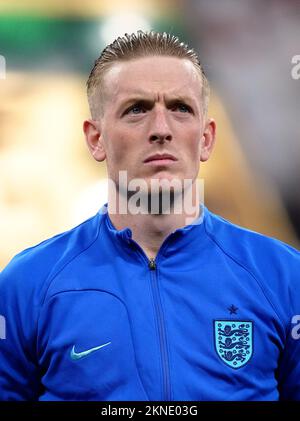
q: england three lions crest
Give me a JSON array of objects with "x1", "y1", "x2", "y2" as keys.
[{"x1": 214, "y1": 320, "x2": 253, "y2": 369}]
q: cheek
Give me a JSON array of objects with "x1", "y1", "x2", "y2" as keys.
[
  {"x1": 183, "y1": 130, "x2": 202, "y2": 160},
  {"x1": 108, "y1": 134, "x2": 145, "y2": 179},
  {"x1": 104, "y1": 129, "x2": 132, "y2": 164}
]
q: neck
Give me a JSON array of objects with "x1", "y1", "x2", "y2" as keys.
[{"x1": 107, "y1": 181, "x2": 201, "y2": 259}]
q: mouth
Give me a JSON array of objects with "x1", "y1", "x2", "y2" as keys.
[{"x1": 143, "y1": 153, "x2": 178, "y2": 166}]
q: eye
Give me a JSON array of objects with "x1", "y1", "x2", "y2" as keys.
[
  {"x1": 126, "y1": 103, "x2": 146, "y2": 115},
  {"x1": 171, "y1": 103, "x2": 192, "y2": 113}
]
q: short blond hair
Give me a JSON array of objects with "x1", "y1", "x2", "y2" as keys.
[{"x1": 87, "y1": 30, "x2": 210, "y2": 119}]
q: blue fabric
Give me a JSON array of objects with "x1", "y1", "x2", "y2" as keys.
[{"x1": 0, "y1": 204, "x2": 299, "y2": 401}]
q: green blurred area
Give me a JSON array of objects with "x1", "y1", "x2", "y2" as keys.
[
  {"x1": 0, "y1": 14, "x2": 106, "y2": 73},
  {"x1": 0, "y1": 13, "x2": 186, "y2": 74}
]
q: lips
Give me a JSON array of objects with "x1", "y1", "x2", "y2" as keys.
[{"x1": 143, "y1": 153, "x2": 177, "y2": 163}]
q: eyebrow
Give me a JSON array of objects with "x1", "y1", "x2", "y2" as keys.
[
  {"x1": 118, "y1": 94, "x2": 196, "y2": 113},
  {"x1": 120, "y1": 97, "x2": 153, "y2": 110}
]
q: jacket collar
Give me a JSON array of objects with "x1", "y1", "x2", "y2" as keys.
[{"x1": 99, "y1": 202, "x2": 207, "y2": 258}]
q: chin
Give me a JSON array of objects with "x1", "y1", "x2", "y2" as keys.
[{"x1": 146, "y1": 176, "x2": 186, "y2": 197}]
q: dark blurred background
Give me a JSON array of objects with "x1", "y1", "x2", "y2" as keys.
[{"x1": 0, "y1": 0, "x2": 299, "y2": 267}]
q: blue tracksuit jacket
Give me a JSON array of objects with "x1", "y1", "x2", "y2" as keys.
[{"x1": 0, "y1": 204, "x2": 300, "y2": 401}]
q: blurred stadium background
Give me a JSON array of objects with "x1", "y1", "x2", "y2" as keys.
[{"x1": 0, "y1": 0, "x2": 299, "y2": 268}]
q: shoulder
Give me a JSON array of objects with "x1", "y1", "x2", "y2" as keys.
[
  {"x1": 203, "y1": 207, "x2": 300, "y2": 267},
  {"x1": 0, "y1": 210, "x2": 104, "y2": 302},
  {"x1": 203, "y1": 207, "x2": 300, "y2": 321}
]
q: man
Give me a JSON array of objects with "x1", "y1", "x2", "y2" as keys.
[{"x1": 0, "y1": 31, "x2": 299, "y2": 401}]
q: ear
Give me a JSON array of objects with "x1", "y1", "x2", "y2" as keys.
[
  {"x1": 83, "y1": 119, "x2": 106, "y2": 162},
  {"x1": 200, "y1": 118, "x2": 216, "y2": 162}
]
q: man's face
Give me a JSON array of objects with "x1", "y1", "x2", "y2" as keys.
[{"x1": 85, "y1": 55, "x2": 215, "y2": 195}]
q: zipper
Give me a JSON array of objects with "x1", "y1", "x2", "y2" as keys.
[
  {"x1": 148, "y1": 257, "x2": 171, "y2": 401},
  {"x1": 148, "y1": 257, "x2": 156, "y2": 270},
  {"x1": 127, "y1": 238, "x2": 171, "y2": 401}
]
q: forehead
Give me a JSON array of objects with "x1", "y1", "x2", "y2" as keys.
[{"x1": 103, "y1": 56, "x2": 202, "y2": 103}]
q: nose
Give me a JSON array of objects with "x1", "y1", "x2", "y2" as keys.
[{"x1": 149, "y1": 107, "x2": 172, "y2": 143}]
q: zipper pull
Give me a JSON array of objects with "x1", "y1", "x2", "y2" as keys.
[{"x1": 148, "y1": 257, "x2": 156, "y2": 270}]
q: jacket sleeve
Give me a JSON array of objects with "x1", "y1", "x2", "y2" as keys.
[
  {"x1": 0, "y1": 257, "x2": 41, "y2": 400},
  {"x1": 277, "y1": 251, "x2": 300, "y2": 400}
]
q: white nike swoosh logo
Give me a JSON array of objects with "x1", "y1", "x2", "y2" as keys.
[{"x1": 70, "y1": 341, "x2": 111, "y2": 360}]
